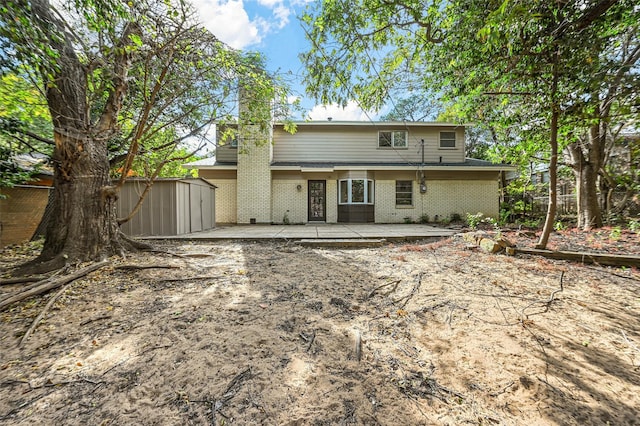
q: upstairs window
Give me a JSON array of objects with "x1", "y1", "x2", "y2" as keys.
[
  {"x1": 379, "y1": 131, "x2": 408, "y2": 148},
  {"x1": 217, "y1": 128, "x2": 238, "y2": 147},
  {"x1": 439, "y1": 131, "x2": 456, "y2": 148},
  {"x1": 339, "y1": 179, "x2": 374, "y2": 204},
  {"x1": 395, "y1": 181, "x2": 413, "y2": 206}
]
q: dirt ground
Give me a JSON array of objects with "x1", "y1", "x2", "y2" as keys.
[{"x1": 1, "y1": 231, "x2": 639, "y2": 425}]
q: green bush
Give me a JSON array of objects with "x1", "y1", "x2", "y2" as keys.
[{"x1": 466, "y1": 212, "x2": 484, "y2": 230}]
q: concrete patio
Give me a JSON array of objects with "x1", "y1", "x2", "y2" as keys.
[{"x1": 155, "y1": 223, "x2": 460, "y2": 241}]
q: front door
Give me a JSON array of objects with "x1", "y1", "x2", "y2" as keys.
[{"x1": 308, "y1": 180, "x2": 326, "y2": 221}]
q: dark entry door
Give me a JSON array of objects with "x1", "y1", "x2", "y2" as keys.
[{"x1": 308, "y1": 180, "x2": 326, "y2": 221}]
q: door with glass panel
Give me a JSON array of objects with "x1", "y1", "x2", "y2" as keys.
[{"x1": 308, "y1": 180, "x2": 326, "y2": 221}]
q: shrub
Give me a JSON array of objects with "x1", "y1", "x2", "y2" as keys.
[{"x1": 466, "y1": 212, "x2": 484, "y2": 230}]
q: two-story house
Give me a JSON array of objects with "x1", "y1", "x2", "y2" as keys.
[{"x1": 185, "y1": 121, "x2": 515, "y2": 224}]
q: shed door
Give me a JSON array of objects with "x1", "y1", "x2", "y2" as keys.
[{"x1": 308, "y1": 180, "x2": 326, "y2": 222}]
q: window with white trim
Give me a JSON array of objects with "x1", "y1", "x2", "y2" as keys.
[
  {"x1": 378, "y1": 130, "x2": 408, "y2": 148},
  {"x1": 439, "y1": 131, "x2": 456, "y2": 148},
  {"x1": 395, "y1": 180, "x2": 413, "y2": 206},
  {"x1": 339, "y1": 179, "x2": 374, "y2": 204}
]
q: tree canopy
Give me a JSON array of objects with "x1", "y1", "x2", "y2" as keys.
[
  {"x1": 301, "y1": 0, "x2": 640, "y2": 244},
  {"x1": 1, "y1": 0, "x2": 291, "y2": 273}
]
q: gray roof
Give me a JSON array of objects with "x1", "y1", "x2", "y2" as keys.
[
  {"x1": 183, "y1": 157, "x2": 217, "y2": 167},
  {"x1": 185, "y1": 157, "x2": 515, "y2": 170},
  {"x1": 271, "y1": 158, "x2": 513, "y2": 169},
  {"x1": 274, "y1": 120, "x2": 469, "y2": 128}
]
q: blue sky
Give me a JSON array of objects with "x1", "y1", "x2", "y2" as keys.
[{"x1": 192, "y1": 0, "x2": 375, "y2": 121}]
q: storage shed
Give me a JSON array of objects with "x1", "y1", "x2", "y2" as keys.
[{"x1": 117, "y1": 178, "x2": 216, "y2": 236}]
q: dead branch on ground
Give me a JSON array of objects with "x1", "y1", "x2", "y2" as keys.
[
  {"x1": 620, "y1": 329, "x2": 640, "y2": 357},
  {"x1": 115, "y1": 264, "x2": 180, "y2": 270},
  {"x1": 20, "y1": 281, "x2": 72, "y2": 346},
  {"x1": 367, "y1": 279, "x2": 401, "y2": 299},
  {"x1": 299, "y1": 330, "x2": 316, "y2": 352},
  {"x1": 190, "y1": 367, "x2": 252, "y2": 426},
  {"x1": 179, "y1": 253, "x2": 216, "y2": 258},
  {"x1": 392, "y1": 273, "x2": 424, "y2": 309},
  {"x1": 0, "y1": 276, "x2": 47, "y2": 286},
  {"x1": 156, "y1": 275, "x2": 223, "y2": 283},
  {"x1": 0, "y1": 260, "x2": 111, "y2": 312},
  {"x1": 79, "y1": 314, "x2": 113, "y2": 326},
  {"x1": 520, "y1": 271, "x2": 564, "y2": 320}
]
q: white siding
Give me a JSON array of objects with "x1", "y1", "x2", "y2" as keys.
[{"x1": 273, "y1": 125, "x2": 465, "y2": 164}]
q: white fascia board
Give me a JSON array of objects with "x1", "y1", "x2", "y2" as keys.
[
  {"x1": 184, "y1": 165, "x2": 238, "y2": 170},
  {"x1": 270, "y1": 164, "x2": 516, "y2": 172}
]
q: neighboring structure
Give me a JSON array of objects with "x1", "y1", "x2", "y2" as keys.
[
  {"x1": 117, "y1": 178, "x2": 216, "y2": 236},
  {"x1": 0, "y1": 154, "x2": 53, "y2": 247},
  {"x1": 185, "y1": 121, "x2": 515, "y2": 224}
]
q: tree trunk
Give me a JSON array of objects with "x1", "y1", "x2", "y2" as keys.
[
  {"x1": 575, "y1": 160, "x2": 602, "y2": 229},
  {"x1": 38, "y1": 134, "x2": 122, "y2": 265},
  {"x1": 16, "y1": 0, "x2": 139, "y2": 275},
  {"x1": 536, "y1": 51, "x2": 560, "y2": 250},
  {"x1": 565, "y1": 123, "x2": 605, "y2": 230}
]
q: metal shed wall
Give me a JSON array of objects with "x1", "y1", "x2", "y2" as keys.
[{"x1": 117, "y1": 179, "x2": 215, "y2": 236}]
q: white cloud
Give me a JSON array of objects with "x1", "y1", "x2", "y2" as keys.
[
  {"x1": 192, "y1": 0, "x2": 262, "y2": 49},
  {"x1": 257, "y1": 0, "x2": 280, "y2": 6},
  {"x1": 307, "y1": 101, "x2": 375, "y2": 121},
  {"x1": 272, "y1": 4, "x2": 291, "y2": 28},
  {"x1": 192, "y1": 0, "x2": 292, "y2": 49}
]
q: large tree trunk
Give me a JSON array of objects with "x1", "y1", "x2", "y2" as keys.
[
  {"x1": 37, "y1": 133, "x2": 123, "y2": 267},
  {"x1": 565, "y1": 123, "x2": 605, "y2": 230},
  {"x1": 17, "y1": 0, "x2": 140, "y2": 275}
]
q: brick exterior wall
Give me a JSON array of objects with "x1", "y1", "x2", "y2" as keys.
[
  {"x1": 0, "y1": 186, "x2": 51, "y2": 246},
  {"x1": 271, "y1": 180, "x2": 307, "y2": 224},
  {"x1": 236, "y1": 126, "x2": 272, "y2": 224},
  {"x1": 375, "y1": 179, "x2": 499, "y2": 223},
  {"x1": 204, "y1": 178, "x2": 236, "y2": 224}
]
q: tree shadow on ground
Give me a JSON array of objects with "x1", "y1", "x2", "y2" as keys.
[{"x1": 526, "y1": 296, "x2": 640, "y2": 425}]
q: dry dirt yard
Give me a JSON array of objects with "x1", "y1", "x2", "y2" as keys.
[{"x1": 1, "y1": 234, "x2": 639, "y2": 425}]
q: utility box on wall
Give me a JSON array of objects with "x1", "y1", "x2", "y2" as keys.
[{"x1": 117, "y1": 178, "x2": 216, "y2": 236}]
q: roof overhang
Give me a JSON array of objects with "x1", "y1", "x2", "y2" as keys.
[
  {"x1": 183, "y1": 164, "x2": 237, "y2": 170},
  {"x1": 271, "y1": 164, "x2": 517, "y2": 172},
  {"x1": 273, "y1": 120, "x2": 472, "y2": 128}
]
